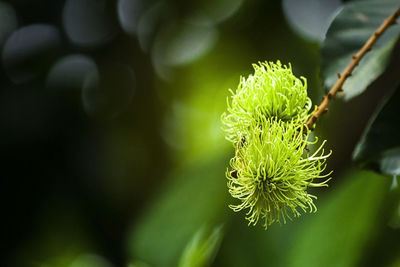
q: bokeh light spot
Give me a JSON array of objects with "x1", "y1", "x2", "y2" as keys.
[
  {"x1": 63, "y1": 0, "x2": 118, "y2": 47},
  {"x1": 46, "y1": 54, "x2": 97, "y2": 91},
  {"x1": 0, "y1": 1, "x2": 18, "y2": 47},
  {"x1": 2, "y1": 24, "x2": 61, "y2": 84}
]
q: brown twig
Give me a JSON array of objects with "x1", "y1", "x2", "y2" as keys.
[{"x1": 304, "y1": 7, "x2": 400, "y2": 131}]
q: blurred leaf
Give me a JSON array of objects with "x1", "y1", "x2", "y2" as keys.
[
  {"x1": 282, "y1": 0, "x2": 341, "y2": 42},
  {"x1": 353, "y1": 85, "x2": 400, "y2": 176},
  {"x1": 321, "y1": 0, "x2": 400, "y2": 100},
  {"x1": 214, "y1": 212, "x2": 297, "y2": 267},
  {"x1": 152, "y1": 18, "x2": 218, "y2": 80},
  {"x1": 215, "y1": 170, "x2": 390, "y2": 267},
  {"x1": 288, "y1": 170, "x2": 390, "y2": 267},
  {"x1": 178, "y1": 225, "x2": 224, "y2": 267},
  {"x1": 161, "y1": 49, "x2": 239, "y2": 163},
  {"x1": 14, "y1": 201, "x2": 96, "y2": 267},
  {"x1": 196, "y1": 0, "x2": 243, "y2": 24},
  {"x1": 388, "y1": 176, "x2": 400, "y2": 229},
  {"x1": 389, "y1": 204, "x2": 400, "y2": 228},
  {"x1": 117, "y1": 0, "x2": 154, "y2": 36},
  {"x1": 126, "y1": 155, "x2": 229, "y2": 267},
  {"x1": 128, "y1": 261, "x2": 151, "y2": 267},
  {"x1": 69, "y1": 254, "x2": 113, "y2": 267},
  {"x1": 389, "y1": 257, "x2": 400, "y2": 267}
]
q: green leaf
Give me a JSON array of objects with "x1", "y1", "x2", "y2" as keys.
[
  {"x1": 178, "y1": 225, "x2": 224, "y2": 267},
  {"x1": 215, "y1": 169, "x2": 391, "y2": 267},
  {"x1": 353, "y1": 85, "x2": 400, "y2": 176},
  {"x1": 288, "y1": 170, "x2": 391, "y2": 267},
  {"x1": 388, "y1": 177, "x2": 400, "y2": 229},
  {"x1": 321, "y1": 0, "x2": 400, "y2": 100},
  {"x1": 126, "y1": 155, "x2": 229, "y2": 267}
]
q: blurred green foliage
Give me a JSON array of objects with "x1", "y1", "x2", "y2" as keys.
[
  {"x1": 1, "y1": 0, "x2": 400, "y2": 266},
  {"x1": 178, "y1": 225, "x2": 224, "y2": 267}
]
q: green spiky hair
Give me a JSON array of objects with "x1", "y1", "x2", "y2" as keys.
[
  {"x1": 222, "y1": 61, "x2": 331, "y2": 229},
  {"x1": 221, "y1": 61, "x2": 312, "y2": 143},
  {"x1": 227, "y1": 119, "x2": 331, "y2": 228}
]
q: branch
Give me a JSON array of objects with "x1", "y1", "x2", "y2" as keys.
[{"x1": 304, "y1": 7, "x2": 400, "y2": 131}]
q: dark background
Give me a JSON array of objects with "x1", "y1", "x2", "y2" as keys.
[{"x1": 1, "y1": 0, "x2": 399, "y2": 266}]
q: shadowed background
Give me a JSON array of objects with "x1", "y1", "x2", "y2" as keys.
[{"x1": 1, "y1": 0, "x2": 399, "y2": 266}]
